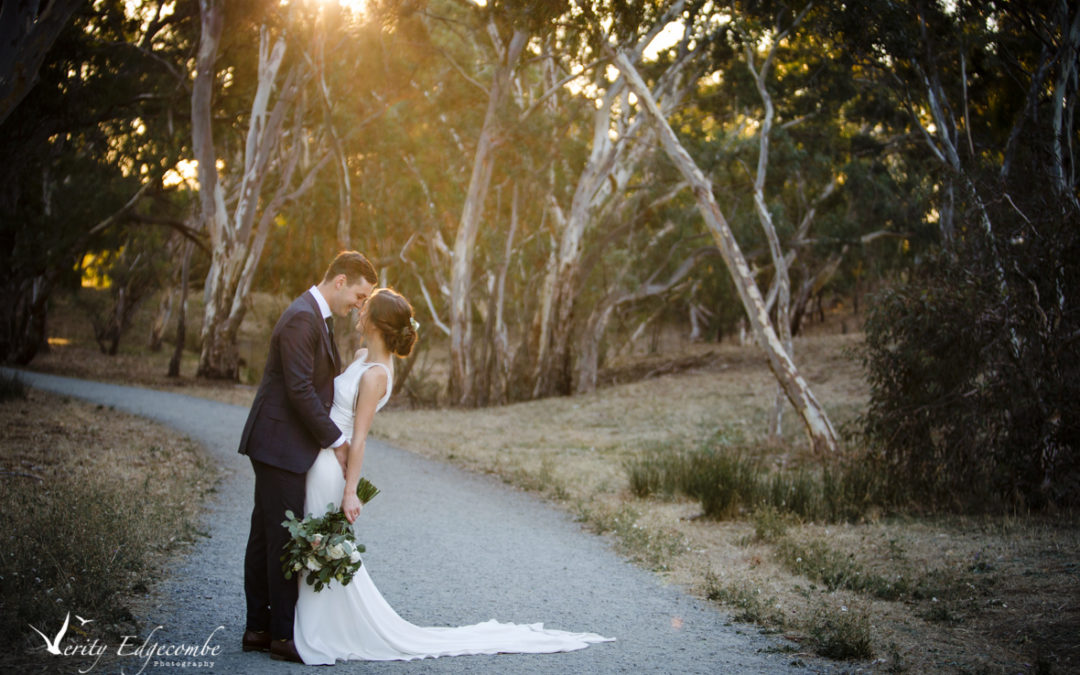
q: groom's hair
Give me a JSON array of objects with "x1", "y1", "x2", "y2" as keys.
[{"x1": 323, "y1": 251, "x2": 377, "y2": 286}]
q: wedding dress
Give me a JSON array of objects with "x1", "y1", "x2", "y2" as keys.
[{"x1": 293, "y1": 355, "x2": 614, "y2": 664}]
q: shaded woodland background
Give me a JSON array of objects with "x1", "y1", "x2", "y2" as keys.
[{"x1": 2, "y1": 0, "x2": 1078, "y2": 510}]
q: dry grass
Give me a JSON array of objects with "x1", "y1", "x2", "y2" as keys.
[
  {"x1": 0, "y1": 386, "x2": 219, "y2": 673},
  {"x1": 372, "y1": 333, "x2": 1080, "y2": 673},
  {"x1": 32, "y1": 289, "x2": 273, "y2": 406},
  {"x1": 32, "y1": 342, "x2": 257, "y2": 407},
  {"x1": 28, "y1": 289, "x2": 1080, "y2": 672}
]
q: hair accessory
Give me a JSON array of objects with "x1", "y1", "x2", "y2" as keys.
[{"x1": 410, "y1": 317, "x2": 420, "y2": 332}]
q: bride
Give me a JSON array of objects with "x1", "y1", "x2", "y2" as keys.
[{"x1": 293, "y1": 287, "x2": 614, "y2": 665}]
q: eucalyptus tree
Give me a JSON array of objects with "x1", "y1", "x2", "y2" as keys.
[
  {"x1": 526, "y1": 0, "x2": 706, "y2": 397},
  {"x1": 444, "y1": 1, "x2": 537, "y2": 405},
  {"x1": 0, "y1": 0, "x2": 195, "y2": 365},
  {"x1": 840, "y1": 0, "x2": 1080, "y2": 506},
  {"x1": 612, "y1": 21, "x2": 844, "y2": 452},
  {"x1": 191, "y1": 0, "x2": 349, "y2": 379},
  {"x1": 722, "y1": 2, "x2": 916, "y2": 437}
]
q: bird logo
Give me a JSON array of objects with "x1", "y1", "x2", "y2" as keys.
[
  {"x1": 75, "y1": 615, "x2": 94, "y2": 626},
  {"x1": 28, "y1": 612, "x2": 70, "y2": 655}
]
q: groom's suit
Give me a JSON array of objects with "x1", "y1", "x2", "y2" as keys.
[{"x1": 239, "y1": 289, "x2": 343, "y2": 641}]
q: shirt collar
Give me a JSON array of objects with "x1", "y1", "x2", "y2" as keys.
[{"x1": 308, "y1": 285, "x2": 332, "y2": 320}]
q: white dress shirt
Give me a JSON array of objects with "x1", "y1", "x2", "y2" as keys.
[{"x1": 308, "y1": 285, "x2": 346, "y2": 449}]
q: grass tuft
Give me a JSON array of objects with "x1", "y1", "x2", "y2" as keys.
[
  {"x1": 808, "y1": 602, "x2": 874, "y2": 660},
  {"x1": 702, "y1": 568, "x2": 785, "y2": 628},
  {"x1": 752, "y1": 504, "x2": 793, "y2": 543},
  {"x1": 576, "y1": 503, "x2": 685, "y2": 570},
  {"x1": 624, "y1": 431, "x2": 888, "y2": 523}
]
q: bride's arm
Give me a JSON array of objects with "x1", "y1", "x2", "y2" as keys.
[{"x1": 341, "y1": 368, "x2": 387, "y2": 523}]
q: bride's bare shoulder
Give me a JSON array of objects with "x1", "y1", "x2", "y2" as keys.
[{"x1": 353, "y1": 347, "x2": 368, "y2": 362}]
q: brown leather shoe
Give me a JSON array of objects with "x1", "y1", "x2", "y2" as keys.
[
  {"x1": 270, "y1": 638, "x2": 303, "y2": 663},
  {"x1": 242, "y1": 629, "x2": 271, "y2": 652}
]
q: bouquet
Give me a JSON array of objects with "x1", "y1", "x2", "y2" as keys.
[{"x1": 280, "y1": 477, "x2": 380, "y2": 591}]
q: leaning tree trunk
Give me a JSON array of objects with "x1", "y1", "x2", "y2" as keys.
[
  {"x1": 614, "y1": 50, "x2": 840, "y2": 453},
  {"x1": 192, "y1": 2, "x2": 326, "y2": 380},
  {"x1": 448, "y1": 25, "x2": 528, "y2": 405}
]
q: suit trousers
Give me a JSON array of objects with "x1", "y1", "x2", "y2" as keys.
[{"x1": 244, "y1": 457, "x2": 306, "y2": 640}]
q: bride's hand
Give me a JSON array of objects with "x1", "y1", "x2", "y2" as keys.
[
  {"x1": 334, "y1": 443, "x2": 348, "y2": 478},
  {"x1": 342, "y1": 493, "x2": 363, "y2": 524}
]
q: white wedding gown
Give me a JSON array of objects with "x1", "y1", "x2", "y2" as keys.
[{"x1": 294, "y1": 356, "x2": 614, "y2": 664}]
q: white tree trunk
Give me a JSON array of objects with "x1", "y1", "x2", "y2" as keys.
[
  {"x1": 192, "y1": 2, "x2": 327, "y2": 379},
  {"x1": 448, "y1": 24, "x2": 528, "y2": 405},
  {"x1": 745, "y1": 36, "x2": 792, "y2": 441},
  {"x1": 740, "y1": 8, "x2": 812, "y2": 440},
  {"x1": 614, "y1": 50, "x2": 840, "y2": 453},
  {"x1": 533, "y1": 45, "x2": 691, "y2": 397}
]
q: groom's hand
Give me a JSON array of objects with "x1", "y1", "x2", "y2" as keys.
[
  {"x1": 334, "y1": 443, "x2": 349, "y2": 477},
  {"x1": 342, "y1": 493, "x2": 363, "y2": 524}
]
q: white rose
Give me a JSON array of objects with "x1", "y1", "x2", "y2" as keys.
[
  {"x1": 327, "y1": 544, "x2": 346, "y2": 560},
  {"x1": 310, "y1": 534, "x2": 323, "y2": 548},
  {"x1": 306, "y1": 557, "x2": 322, "y2": 572},
  {"x1": 349, "y1": 550, "x2": 361, "y2": 564}
]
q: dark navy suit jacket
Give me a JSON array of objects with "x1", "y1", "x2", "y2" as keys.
[{"x1": 238, "y1": 291, "x2": 341, "y2": 473}]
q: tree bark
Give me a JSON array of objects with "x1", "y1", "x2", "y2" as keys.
[
  {"x1": 745, "y1": 36, "x2": 791, "y2": 441},
  {"x1": 531, "y1": 1, "x2": 694, "y2": 399},
  {"x1": 448, "y1": 24, "x2": 528, "y2": 405},
  {"x1": 488, "y1": 182, "x2": 519, "y2": 405},
  {"x1": 192, "y1": 3, "x2": 327, "y2": 380},
  {"x1": 614, "y1": 50, "x2": 840, "y2": 453},
  {"x1": 573, "y1": 244, "x2": 702, "y2": 394},
  {"x1": 168, "y1": 240, "x2": 193, "y2": 378},
  {"x1": 1050, "y1": 3, "x2": 1080, "y2": 207},
  {"x1": 534, "y1": 65, "x2": 689, "y2": 397}
]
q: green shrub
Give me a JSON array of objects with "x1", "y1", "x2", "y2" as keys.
[
  {"x1": 689, "y1": 448, "x2": 763, "y2": 519},
  {"x1": 860, "y1": 191, "x2": 1080, "y2": 510},
  {"x1": 625, "y1": 450, "x2": 680, "y2": 499}
]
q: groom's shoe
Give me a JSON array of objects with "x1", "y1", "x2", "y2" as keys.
[
  {"x1": 270, "y1": 639, "x2": 303, "y2": 663},
  {"x1": 241, "y1": 629, "x2": 271, "y2": 652}
]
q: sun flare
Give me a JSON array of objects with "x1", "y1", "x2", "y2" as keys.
[{"x1": 316, "y1": 0, "x2": 367, "y2": 15}]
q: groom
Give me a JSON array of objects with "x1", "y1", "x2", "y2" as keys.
[{"x1": 238, "y1": 251, "x2": 377, "y2": 662}]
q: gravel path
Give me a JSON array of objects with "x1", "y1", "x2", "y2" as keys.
[{"x1": 7, "y1": 369, "x2": 825, "y2": 674}]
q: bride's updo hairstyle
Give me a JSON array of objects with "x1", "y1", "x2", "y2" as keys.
[{"x1": 367, "y1": 288, "x2": 418, "y2": 357}]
